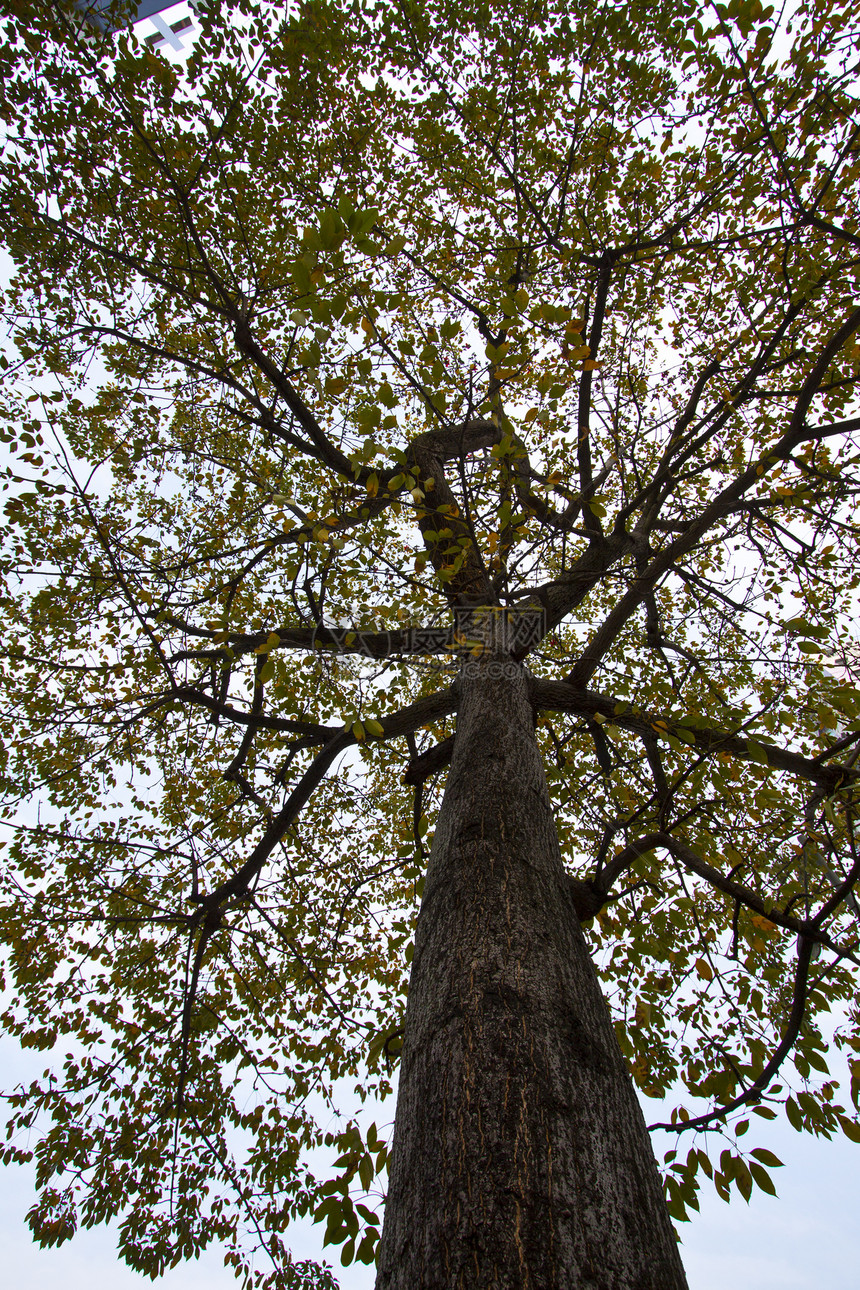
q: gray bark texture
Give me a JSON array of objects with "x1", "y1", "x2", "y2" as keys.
[{"x1": 375, "y1": 660, "x2": 688, "y2": 1289}]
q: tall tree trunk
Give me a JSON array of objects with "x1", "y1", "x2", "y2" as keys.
[{"x1": 376, "y1": 661, "x2": 688, "y2": 1289}]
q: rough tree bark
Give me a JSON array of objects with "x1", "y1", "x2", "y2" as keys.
[{"x1": 376, "y1": 659, "x2": 688, "y2": 1289}]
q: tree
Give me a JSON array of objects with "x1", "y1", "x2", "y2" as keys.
[{"x1": 1, "y1": 0, "x2": 859, "y2": 1284}]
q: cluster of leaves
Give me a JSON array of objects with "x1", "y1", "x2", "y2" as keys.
[{"x1": 0, "y1": 0, "x2": 859, "y2": 1282}]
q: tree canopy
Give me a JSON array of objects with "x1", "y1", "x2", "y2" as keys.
[{"x1": 1, "y1": 0, "x2": 860, "y2": 1284}]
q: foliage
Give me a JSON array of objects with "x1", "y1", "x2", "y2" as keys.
[{"x1": 1, "y1": 0, "x2": 860, "y2": 1282}]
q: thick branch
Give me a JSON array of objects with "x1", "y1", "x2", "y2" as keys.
[
  {"x1": 189, "y1": 685, "x2": 458, "y2": 915},
  {"x1": 406, "y1": 426, "x2": 496, "y2": 605},
  {"x1": 576, "y1": 250, "x2": 615, "y2": 531},
  {"x1": 530, "y1": 679, "x2": 857, "y2": 792},
  {"x1": 233, "y1": 318, "x2": 357, "y2": 478},
  {"x1": 166, "y1": 618, "x2": 469, "y2": 661},
  {"x1": 527, "y1": 531, "x2": 637, "y2": 634},
  {"x1": 648, "y1": 934, "x2": 816, "y2": 1134},
  {"x1": 172, "y1": 686, "x2": 334, "y2": 739},
  {"x1": 403, "y1": 735, "x2": 456, "y2": 785},
  {"x1": 568, "y1": 303, "x2": 860, "y2": 689},
  {"x1": 595, "y1": 832, "x2": 857, "y2": 962}
]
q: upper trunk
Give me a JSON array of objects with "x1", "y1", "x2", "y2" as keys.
[{"x1": 376, "y1": 660, "x2": 688, "y2": 1289}]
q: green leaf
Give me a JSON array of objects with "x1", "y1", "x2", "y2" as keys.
[
  {"x1": 839, "y1": 1116, "x2": 860, "y2": 1143},
  {"x1": 783, "y1": 618, "x2": 829, "y2": 639},
  {"x1": 319, "y1": 209, "x2": 346, "y2": 251},
  {"x1": 291, "y1": 259, "x2": 312, "y2": 294},
  {"x1": 750, "y1": 1148, "x2": 784, "y2": 1168},
  {"x1": 734, "y1": 1157, "x2": 752, "y2": 1201},
  {"x1": 358, "y1": 1152, "x2": 373, "y2": 1192},
  {"x1": 355, "y1": 1231, "x2": 379, "y2": 1263},
  {"x1": 805, "y1": 1048, "x2": 830, "y2": 1074},
  {"x1": 785, "y1": 1097, "x2": 803, "y2": 1131},
  {"x1": 749, "y1": 1162, "x2": 777, "y2": 1195}
]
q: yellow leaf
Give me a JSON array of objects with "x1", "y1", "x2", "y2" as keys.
[{"x1": 749, "y1": 914, "x2": 775, "y2": 934}]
